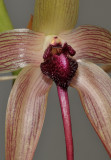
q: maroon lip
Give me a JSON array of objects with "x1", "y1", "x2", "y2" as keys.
[{"x1": 41, "y1": 42, "x2": 78, "y2": 89}]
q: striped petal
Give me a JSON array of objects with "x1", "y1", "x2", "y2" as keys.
[
  {"x1": 59, "y1": 25, "x2": 111, "y2": 63},
  {"x1": 71, "y1": 60, "x2": 111, "y2": 157},
  {"x1": 0, "y1": 0, "x2": 13, "y2": 32},
  {"x1": 0, "y1": 29, "x2": 45, "y2": 73},
  {"x1": 32, "y1": 0, "x2": 79, "y2": 35},
  {"x1": 5, "y1": 66, "x2": 52, "y2": 160}
]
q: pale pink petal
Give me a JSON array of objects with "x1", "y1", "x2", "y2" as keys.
[
  {"x1": 0, "y1": 29, "x2": 45, "y2": 73},
  {"x1": 59, "y1": 25, "x2": 111, "y2": 63},
  {"x1": 5, "y1": 66, "x2": 52, "y2": 160},
  {"x1": 70, "y1": 60, "x2": 111, "y2": 157}
]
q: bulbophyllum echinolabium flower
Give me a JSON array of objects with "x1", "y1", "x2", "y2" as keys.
[{"x1": 0, "y1": 0, "x2": 111, "y2": 159}]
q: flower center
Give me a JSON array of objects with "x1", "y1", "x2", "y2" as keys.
[{"x1": 40, "y1": 37, "x2": 78, "y2": 89}]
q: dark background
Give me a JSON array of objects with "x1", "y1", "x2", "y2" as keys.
[{"x1": 0, "y1": 0, "x2": 111, "y2": 159}]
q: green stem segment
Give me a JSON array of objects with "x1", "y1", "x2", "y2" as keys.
[{"x1": 57, "y1": 86, "x2": 74, "y2": 160}]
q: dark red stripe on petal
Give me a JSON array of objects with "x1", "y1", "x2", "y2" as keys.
[
  {"x1": 71, "y1": 60, "x2": 111, "y2": 157},
  {"x1": 6, "y1": 66, "x2": 52, "y2": 159},
  {"x1": 0, "y1": 29, "x2": 45, "y2": 73},
  {"x1": 59, "y1": 25, "x2": 111, "y2": 64}
]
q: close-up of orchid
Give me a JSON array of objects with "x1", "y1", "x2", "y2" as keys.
[{"x1": 0, "y1": 0, "x2": 111, "y2": 160}]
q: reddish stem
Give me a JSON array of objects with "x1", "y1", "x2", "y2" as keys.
[{"x1": 57, "y1": 86, "x2": 74, "y2": 160}]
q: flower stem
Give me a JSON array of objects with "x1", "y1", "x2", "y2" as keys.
[{"x1": 57, "y1": 86, "x2": 74, "y2": 160}]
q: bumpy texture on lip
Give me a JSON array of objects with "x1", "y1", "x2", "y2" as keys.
[{"x1": 41, "y1": 42, "x2": 78, "y2": 89}]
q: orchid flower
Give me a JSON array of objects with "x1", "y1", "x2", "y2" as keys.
[{"x1": 0, "y1": 0, "x2": 111, "y2": 160}]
